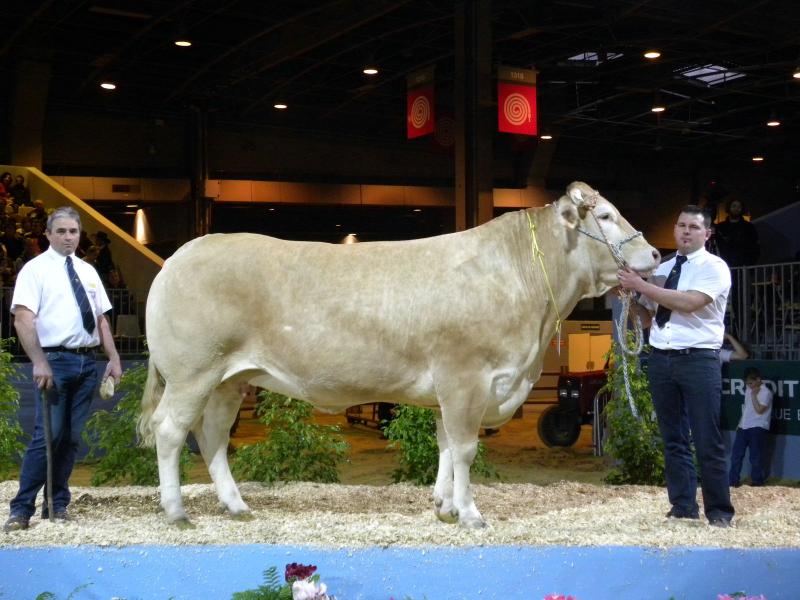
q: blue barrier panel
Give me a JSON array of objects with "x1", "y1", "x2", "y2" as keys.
[{"x1": 1, "y1": 544, "x2": 798, "y2": 600}]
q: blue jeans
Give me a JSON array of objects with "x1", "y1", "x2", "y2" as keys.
[
  {"x1": 9, "y1": 351, "x2": 97, "y2": 518},
  {"x1": 648, "y1": 349, "x2": 735, "y2": 521},
  {"x1": 729, "y1": 427, "x2": 768, "y2": 485}
]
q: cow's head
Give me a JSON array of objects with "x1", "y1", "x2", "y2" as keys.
[{"x1": 556, "y1": 181, "x2": 660, "y2": 290}]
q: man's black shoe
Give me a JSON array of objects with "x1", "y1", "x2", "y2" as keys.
[
  {"x1": 709, "y1": 517, "x2": 732, "y2": 528},
  {"x1": 42, "y1": 509, "x2": 70, "y2": 522},
  {"x1": 3, "y1": 514, "x2": 30, "y2": 533},
  {"x1": 665, "y1": 508, "x2": 699, "y2": 520}
]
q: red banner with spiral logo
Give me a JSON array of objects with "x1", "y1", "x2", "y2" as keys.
[
  {"x1": 407, "y1": 66, "x2": 435, "y2": 139},
  {"x1": 497, "y1": 66, "x2": 537, "y2": 136}
]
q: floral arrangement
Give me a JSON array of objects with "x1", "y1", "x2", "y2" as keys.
[
  {"x1": 231, "y1": 562, "x2": 334, "y2": 600},
  {"x1": 718, "y1": 594, "x2": 767, "y2": 600}
]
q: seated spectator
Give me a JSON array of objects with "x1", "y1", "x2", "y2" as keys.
[
  {"x1": 29, "y1": 199, "x2": 49, "y2": 227},
  {"x1": 14, "y1": 237, "x2": 40, "y2": 272},
  {"x1": 9, "y1": 175, "x2": 32, "y2": 206},
  {"x1": 27, "y1": 220, "x2": 49, "y2": 252},
  {"x1": 16, "y1": 216, "x2": 33, "y2": 238},
  {"x1": 0, "y1": 221, "x2": 24, "y2": 261},
  {"x1": 0, "y1": 172, "x2": 12, "y2": 198}
]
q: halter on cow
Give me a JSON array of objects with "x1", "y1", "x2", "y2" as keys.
[{"x1": 139, "y1": 181, "x2": 659, "y2": 528}]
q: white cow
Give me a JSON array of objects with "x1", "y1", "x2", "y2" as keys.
[{"x1": 139, "y1": 181, "x2": 659, "y2": 528}]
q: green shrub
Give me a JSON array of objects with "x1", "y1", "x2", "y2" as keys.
[
  {"x1": 231, "y1": 391, "x2": 349, "y2": 483},
  {"x1": 82, "y1": 362, "x2": 192, "y2": 485},
  {"x1": 0, "y1": 339, "x2": 25, "y2": 479},
  {"x1": 385, "y1": 404, "x2": 499, "y2": 485},
  {"x1": 601, "y1": 340, "x2": 665, "y2": 485},
  {"x1": 231, "y1": 565, "x2": 291, "y2": 600}
]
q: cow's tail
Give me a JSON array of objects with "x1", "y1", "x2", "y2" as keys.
[{"x1": 137, "y1": 359, "x2": 164, "y2": 448}]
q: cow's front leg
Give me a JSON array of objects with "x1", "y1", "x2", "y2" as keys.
[
  {"x1": 433, "y1": 416, "x2": 457, "y2": 523},
  {"x1": 438, "y1": 389, "x2": 488, "y2": 529}
]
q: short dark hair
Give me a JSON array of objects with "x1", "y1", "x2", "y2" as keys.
[
  {"x1": 743, "y1": 367, "x2": 761, "y2": 380},
  {"x1": 679, "y1": 204, "x2": 711, "y2": 228}
]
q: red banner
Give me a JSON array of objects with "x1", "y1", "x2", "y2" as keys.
[
  {"x1": 407, "y1": 84, "x2": 435, "y2": 139},
  {"x1": 498, "y1": 82, "x2": 537, "y2": 135}
]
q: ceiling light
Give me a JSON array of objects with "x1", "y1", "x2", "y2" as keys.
[
  {"x1": 540, "y1": 134, "x2": 553, "y2": 140},
  {"x1": 273, "y1": 103, "x2": 288, "y2": 110},
  {"x1": 752, "y1": 155, "x2": 764, "y2": 162},
  {"x1": 793, "y1": 67, "x2": 800, "y2": 79},
  {"x1": 766, "y1": 117, "x2": 781, "y2": 127},
  {"x1": 412, "y1": 208, "x2": 422, "y2": 212},
  {"x1": 174, "y1": 39, "x2": 192, "y2": 47},
  {"x1": 363, "y1": 66, "x2": 379, "y2": 76},
  {"x1": 100, "y1": 81, "x2": 116, "y2": 90},
  {"x1": 643, "y1": 50, "x2": 661, "y2": 59},
  {"x1": 651, "y1": 104, "x2": 665, "y2": 113}
]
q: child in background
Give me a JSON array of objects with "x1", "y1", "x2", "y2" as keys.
[{"x1": 729, "y1": 367, "x2": 773, "y2": 487}]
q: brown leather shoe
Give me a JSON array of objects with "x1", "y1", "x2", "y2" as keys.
[{"x1": 3, "y1": 514, "x2": 30, "y2": 533}]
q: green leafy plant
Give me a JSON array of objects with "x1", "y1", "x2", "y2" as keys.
[
  {"x1": 232, "y1": 563, "x2": 330, "y2": 600},
  {"x1": 35, "y1": 584, "x2": 91, "y2": 600},
  {"x1": 231, "y1": 391, "x2": 349, "y2": 483},
  {"x1": 0, "y1": 338, "x2": 25, "y2": 479},
  {"x1": 600, "y1": 340, "x2": 665, "y2": 485},
  {"x1": 82, "y1": 362, "x2": 192, "y2": 485},
  {"x1": 385, "y1": 405, "x2": 499, "y2": 485}
]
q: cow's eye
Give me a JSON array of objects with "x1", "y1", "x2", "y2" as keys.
[{"x1": 598, "y1": 213, "x2": 612, "y2": 221}]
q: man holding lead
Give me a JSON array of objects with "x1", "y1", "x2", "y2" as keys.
[
  {"x1": 4, "y1": 207, "x2": 122, "y2": 533},
  {"x1": 617, "y1": 205, "x2": 735, "y2": 527}
]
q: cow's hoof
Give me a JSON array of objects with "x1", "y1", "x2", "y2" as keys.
[
  {"x1": 171, "y1": 517, "x2": 196, "y2": 530},
  {"x1": 230, "y1": 510, "x2": 254, "y2": 522},
  {"x1": 460, "y1": 516, "x2": 487, "y2": 529},
  {"x1": 434, "y1": 507, "x2": 459, "y2": 524}
]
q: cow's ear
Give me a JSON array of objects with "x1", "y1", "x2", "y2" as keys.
[{"x1": 558, "y1": 198, "x2": 580, "y2": 229}]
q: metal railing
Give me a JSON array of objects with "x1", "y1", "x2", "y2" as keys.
[
  {"x1": 729, "y1": 262, "x2": 800, "y2": 360},
  {"x1": 1, "y1": 287, "x2": 146, "y2": 359}
]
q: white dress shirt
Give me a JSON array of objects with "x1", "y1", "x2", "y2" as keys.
[
  {"x1": 647, "y1": 247, "x2": 731, "y2": 350},
  {"x1": 11, "y1": 247, "x2": 111, "y2": 348}
]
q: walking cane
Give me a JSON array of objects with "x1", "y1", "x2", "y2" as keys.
[{"x1": 41, "y1": 384, "x2": 55, "y2": 523}]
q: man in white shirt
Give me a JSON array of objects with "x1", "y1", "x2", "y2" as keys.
[
  {"x1": 618, "y1": 205, "x2": 735, "y2": 527},
  {"x1": 4, "y1": 207, "x2": 122, "y2": 533},
  {"x1": 729, "y1": 367, "x2": 772, "y2": 487}
]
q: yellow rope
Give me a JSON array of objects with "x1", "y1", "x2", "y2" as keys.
[{"x1": 526, "y1": 211, "x2": 563, "y2": 354}]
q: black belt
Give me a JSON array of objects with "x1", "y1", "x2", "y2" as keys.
[
  {"x1": 42, "y1": 345, "x2": 98, "y2": 355},
  {"x1": 651, "y1": 347, "x2": 717, "y2": 356}
]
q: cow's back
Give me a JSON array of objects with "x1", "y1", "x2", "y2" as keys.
[{"x1": 146, "y1": 220, "x2": 538, "y2": 406}]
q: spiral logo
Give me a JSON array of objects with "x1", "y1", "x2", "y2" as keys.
[
  {"x1": 503, "y1": 93, "x2": 531, "y2": 125},
  {"x1": 410, "y1": 96, "x2": 431, "y2": 129}
]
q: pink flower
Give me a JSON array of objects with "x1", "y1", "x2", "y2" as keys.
[
  {"x1": 544, "y1": 595, "x2": 577, "y2": 600},
  {"x1": 285, "y1": 562, "x2": 317, "y2": 582}
]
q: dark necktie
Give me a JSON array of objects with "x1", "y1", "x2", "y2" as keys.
[
  {"x1": 655, "y1": 255, "x2": 688, "y2": 328},
  {"x1": 66, "y1": 256, "x2": 95, "y2": 334}
]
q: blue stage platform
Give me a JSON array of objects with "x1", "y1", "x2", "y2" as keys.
[{"x1": 1, "y1": 544, "x2": 797, "y2": 600}]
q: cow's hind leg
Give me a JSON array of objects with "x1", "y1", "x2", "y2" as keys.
[
  {"x1": 153, "y1": 377, "x2": 220, "y2": 526},
  {"x1": 433, "y1": 417, "x2": 457, "y2": 524},
  {"x1": 152, "y1": 386, "x2": 198, "y2": 527},
  {"x1": 192, "y1": 380, "x2": 251, "y2": 519}
]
